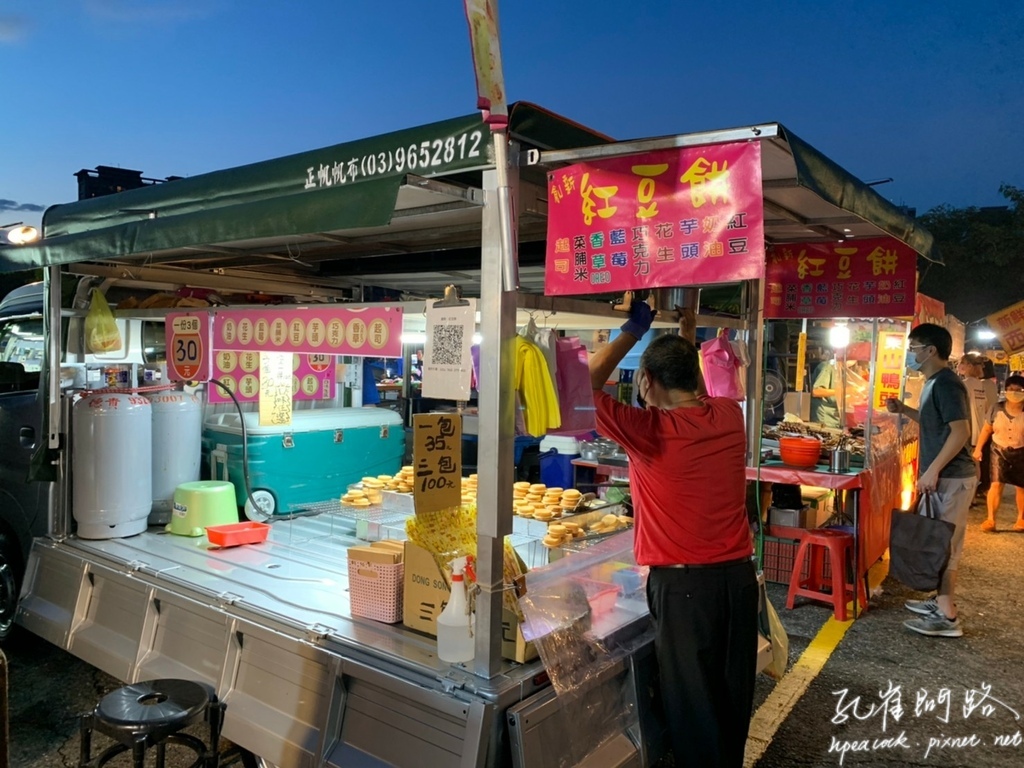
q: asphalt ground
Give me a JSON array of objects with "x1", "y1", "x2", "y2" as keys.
[{"x1": 4, "y1": 489, "x2": 1023, "y2": 767}]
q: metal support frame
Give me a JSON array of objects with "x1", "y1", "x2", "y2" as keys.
[
  {"x1": 744, "y1": 279, "x2": 766, "y2": 464},
  {"x1": 473, "y1": 140, "x2": 519, "y2": 679}
]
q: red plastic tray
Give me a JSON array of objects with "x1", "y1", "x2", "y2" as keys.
[{"x1": 206, "y1": 521, "x2": 270, "y2": 547}]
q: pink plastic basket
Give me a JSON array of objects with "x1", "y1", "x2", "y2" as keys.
[
  {"x1": 573, "y1": 577, "x2": 622, "y2": 618},
  {"x1": 348, "y1": 559, "x2": 404, "y2": 624}
]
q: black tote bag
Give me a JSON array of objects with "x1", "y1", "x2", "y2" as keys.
[{"x1": 889, "y1": 493, "x2": 955, "y2": 592}]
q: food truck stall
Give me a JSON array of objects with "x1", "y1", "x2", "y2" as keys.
[{"x1": 0, "y1": 104, "x2": 935, "y2": 767}]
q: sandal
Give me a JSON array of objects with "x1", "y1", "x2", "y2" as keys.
[
  {"x1": 1013, "y1": 521, "x2": 1024, "y2": 532},
  {"x1": 981, "y1": 519, "x2": 996, "y2": 532}
]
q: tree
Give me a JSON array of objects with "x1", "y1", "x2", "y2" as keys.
[{"x1": 917, "y1": 185, "x2": 1024, "y2": 321}]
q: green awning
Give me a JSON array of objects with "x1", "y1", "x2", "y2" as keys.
[
  {"x1": 1, "y1": 112, "x2": 489, "y2": 273},
  {"x1": 781, "y1": 126, "x2": 937, "y2": 264}
]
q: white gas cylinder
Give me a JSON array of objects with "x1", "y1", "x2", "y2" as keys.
[
  {"x1": 148, "y1": 391, "x2": 202, "y2": 524},
  {"x1": 72, "y1": 392, "x2": 152, "y2": 539}
]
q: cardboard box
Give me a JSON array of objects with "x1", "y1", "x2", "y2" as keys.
[
  {"x1": 371, "y1": 540, "x2": 406, "y2": 556},
  {"x1": 402, "y1": 541, "x2": 537, "y2": 663},
  {"x1": 769, "y1": 506, "x2": 813, "y2": 529},
  {"x1": 769, "y1": 504, "x2": 832, "y2": 529},
  {"x1": 347, "y1": 545, "x2": 401, "y2": 565}
]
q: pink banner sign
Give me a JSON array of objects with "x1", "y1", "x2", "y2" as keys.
[
  {"x1": 209, "y1": 351, "x2": 335, "y2": 404},
  {"x1": 212, "y1": 306, "x2": 402, "y2": 357},
  {"x1": 764, "y1": 237, "x2": 917, "y2": 319},
  {"x1": 544, "y1": 142, "x2": 764, "y2": 295}
]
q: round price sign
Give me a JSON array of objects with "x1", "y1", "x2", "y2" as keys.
[{"x1": 169, "y1": 315, "x2": 206, "y2": 381}]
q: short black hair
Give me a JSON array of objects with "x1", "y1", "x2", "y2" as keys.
[
  {"x1": 908, "y1": 323, "x2": 952, "y2": 360},
  {"x1": 639, "y1": 334, "x2": 700, "y2": 392},
  {"x1": 1005, "y1": 374, "x2": 1024, "y2": 389}
]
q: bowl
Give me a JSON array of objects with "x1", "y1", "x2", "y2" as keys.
[{"x1": 778, "y1": 436, "x2": 823, "y2": 468}]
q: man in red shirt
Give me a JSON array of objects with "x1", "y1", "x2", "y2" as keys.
[{"x1": 589, "y1": 300, "x2": 757, "y2": 768}]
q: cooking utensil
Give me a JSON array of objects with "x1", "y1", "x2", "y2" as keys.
[{"x1": 829, "y1": 439, "x2": 851, "y2": 473}]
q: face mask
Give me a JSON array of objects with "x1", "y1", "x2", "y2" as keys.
[
  {"x1": 636, "y1": 372, "x2": 649, "y2": 409},
  {"x1": 1006, "y1": 391, "x2": 1024, "y2": 404},
  {"x1": 906, "y1": 353, "x2": 924, "y2": 372}
]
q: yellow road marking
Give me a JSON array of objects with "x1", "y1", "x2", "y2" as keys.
[
  {"x1": 743, "y1": 555, "x2": 890, "y2": 765},
  {"x1": 744, "y1": 615, "x2": 853, "y2": 767}
]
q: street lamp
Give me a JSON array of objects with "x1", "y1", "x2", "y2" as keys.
[{"x1": 0, "y1": 222, "x2": 40, "y2": 245}]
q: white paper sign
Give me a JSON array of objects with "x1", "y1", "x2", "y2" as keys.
[{"x1": 423, "y1": 298, "x2": 476, "y2": 400}]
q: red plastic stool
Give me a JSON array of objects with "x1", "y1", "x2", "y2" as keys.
[{"x1": 785, "y1": 529, "x2": 867, "y2": 621}]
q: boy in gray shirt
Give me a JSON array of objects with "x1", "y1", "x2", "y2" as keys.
[{"x1": 886, "y1": 323, "x2": 976, "y2": 637}]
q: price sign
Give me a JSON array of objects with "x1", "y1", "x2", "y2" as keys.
[
  {"x1": 259, "y1": 352, "x2": 293, "y2": 427},
  {"x1": 166, "y1": 312, "x2": 211, "y2": 381},
  {"x1": 412, "y1": 413, "x2": 462, "y2": 515}
]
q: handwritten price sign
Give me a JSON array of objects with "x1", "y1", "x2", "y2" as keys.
[
  {"x1": 412, "y1": 413, "x2": 462, "y2": 515},
  {"x1": 166, "y1": 313, "x2": 211, "y2": 381}
]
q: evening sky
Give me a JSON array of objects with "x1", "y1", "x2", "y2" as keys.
[{"x1": 1, "y1": 0, "x2": 1021, "y2": 230}]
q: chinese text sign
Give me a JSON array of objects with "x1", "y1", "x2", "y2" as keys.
[
  {"x1": 544, "y1": 142, "x2": 765, "y2": 296},
  {"x1": 258, "y1": 352, "x2": 293, "y2": 427},
  {"x1": 873, "y1": 332, "x2": 907, "y2": 410},
  {"x1": 166, "y1": 312, "x2": 212, "y2": 382},
  {"x1": 412, "y1": 414, "x2": 462, "y2": 515},
  {"x1": 765, "y1": 237, "x2": 917, "y2": 319},
  {"x1": 988, "y1": 299, "x2": 1024, "y2": 355},
  {"x1": 207, "y1": 306, "x2": 401, "y2": 404}
]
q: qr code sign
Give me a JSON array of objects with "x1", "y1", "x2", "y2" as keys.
[{"x1": 431, "y1": 324, "x2": 464, "y2": 366}]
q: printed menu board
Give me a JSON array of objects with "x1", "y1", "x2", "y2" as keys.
[
  {"x1": 544, "y1": 142, "x2": 765, "y2": 296},
  {"x1": 765, "y1": 238, "x2": 917, "y2": 319},
  {"x1": 207, "y1": 306, "x2": 401, "y2": 404}
]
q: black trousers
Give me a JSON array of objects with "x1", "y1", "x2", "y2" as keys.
[{"x1": 647, "y1": 559, "x2": 759, "y2": 768}]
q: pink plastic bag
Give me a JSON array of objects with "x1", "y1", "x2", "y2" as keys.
[
  {"x1": 700, "y1": 330, "x2": 745, "y2": 400},
  {"x1": 555, "y1": 336, "x2": 596, "y2": 433}
]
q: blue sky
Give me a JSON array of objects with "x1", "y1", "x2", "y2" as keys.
[{"x1": 1, "y1": 0, "x2": 1021, "y2": 232}]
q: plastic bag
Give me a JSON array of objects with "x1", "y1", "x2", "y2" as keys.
[
  {"x1": 85, "y1": 289, "x2": 122, "y2": 353},
  {"x1": 763, "y1": 592, "x2": 789, "y2": 680},
  {"x1": 699, "y1": 329, "x2": 744, "y2": 400},
  {"x1": 555, "y1": 336, "x2": 596, "y2": 433}
]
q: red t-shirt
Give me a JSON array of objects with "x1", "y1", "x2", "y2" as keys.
[{"x1": 594, "y1": 390, "x2": 752, "y2": 566}]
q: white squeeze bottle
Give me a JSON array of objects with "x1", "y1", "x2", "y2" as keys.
[{"x1": 437, "y1": 556, "x2": 474, "y2": 663}]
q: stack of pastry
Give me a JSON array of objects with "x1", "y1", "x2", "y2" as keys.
[
  {"x1": 461, "y1": 473, "x2": 478, "y2": 504},
  {"x1": 587, "y1": 513, "x2": 633, "y2": 534},
  {"x1": 341, "y1": 488, "x2": 373, "y2": 507},
  {"x1": 358, "y1": 477, "x2": 385, "y2": 504},
  {"x1": 559, "y1": 488, "x2": 583, "y2": 513},
  {"x1": 542, "y1": 521, "x2": 585, "y2": 548},
  {"x1": 380, "y1": 466, "x2": 415, "y2": 493}
]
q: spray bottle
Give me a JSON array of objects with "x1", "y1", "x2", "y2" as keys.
[{"x1": 436, "y1": 556, "x2": 474, "y2": 664}]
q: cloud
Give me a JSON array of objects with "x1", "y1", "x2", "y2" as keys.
[
  {"x1": 83, "y1": 0, "x2": 219, "y2": 25},
  {"x1": 0, "y1": 200, "x2": 46, "y2": 214},
  {"x1": 0, "y1": 15, "x2": 30, "y2": 43}
]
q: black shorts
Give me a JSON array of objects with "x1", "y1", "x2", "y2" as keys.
[{"x1": 991, "y1": 444, "x2": 1024, "y2": 487}]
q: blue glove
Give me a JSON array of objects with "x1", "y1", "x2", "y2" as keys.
[{"x1": 620, "y1": 298, "x2": 654, "y2": 339}]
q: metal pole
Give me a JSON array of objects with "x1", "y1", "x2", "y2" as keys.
[{"x1": 473, "y1": 136, "x2": 518, "y2": 678}]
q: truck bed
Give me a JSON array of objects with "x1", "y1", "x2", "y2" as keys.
[{"x1": 17, "y1": 510, "x2": 553, "y2": 767}]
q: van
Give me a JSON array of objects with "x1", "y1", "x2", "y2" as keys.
[{"x1": 0, "y1": 280, "x2": 165, "y2": 639}]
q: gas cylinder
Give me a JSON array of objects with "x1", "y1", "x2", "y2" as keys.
[
  {"x1": 148, "y1": 391, "x2": 203, "y2": 524},
  {"x1": 72, "y1": 392, "x2": 152, "y2": 539}
]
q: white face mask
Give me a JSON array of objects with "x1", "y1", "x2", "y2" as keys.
[{"x1": 1006, "y1": 391, "x2": 1024, "y2": 404}]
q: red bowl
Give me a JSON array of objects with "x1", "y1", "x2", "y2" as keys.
[{"x1": 778, "y1": 436, "x2": 822, "y2": 468}]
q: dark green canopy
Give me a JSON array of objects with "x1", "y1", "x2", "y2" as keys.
[{"x1": 0, "y1": 105, "x2": 937, "y2": 288}]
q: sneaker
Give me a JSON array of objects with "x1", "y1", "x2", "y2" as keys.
[
  {"x1": 904, "y1": 610, "x2": 963, "y2": 638},
  {"x1": 904, "y1": 598, "x2": 938, "y2": 616}
]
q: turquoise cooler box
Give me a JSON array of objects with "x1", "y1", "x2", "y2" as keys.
[{"x1": 202, "y1": 407, "x2": 404, "y2": 517}]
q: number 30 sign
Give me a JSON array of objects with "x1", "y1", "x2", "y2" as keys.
[{"x1": 166, "y1": 312, "x2": 212, "y2": 382}]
